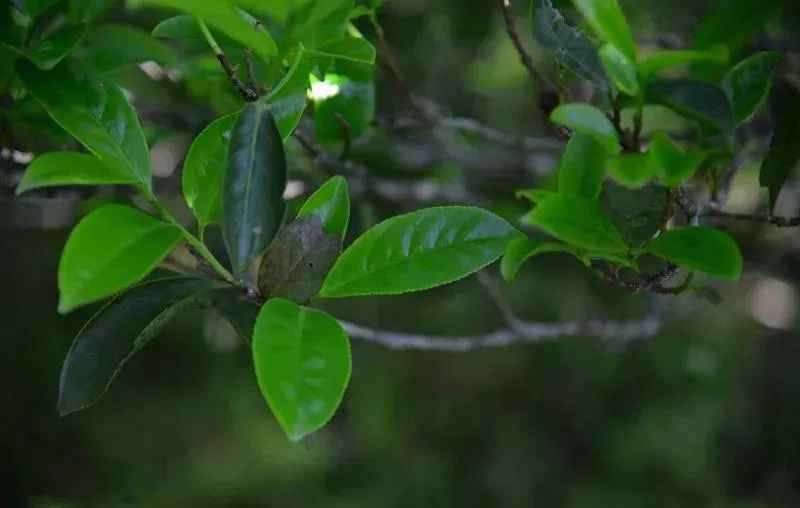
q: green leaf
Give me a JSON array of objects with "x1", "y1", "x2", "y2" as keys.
[
  {"x1": 83, "y1": 24, "x2": 177, "y2": 72},
  {"x1": 296, "y1": 175, "x2": 350, "y2": 240},
  {"x1": 10, "y1": 0, "x2": 59, "y2": 17},
  {"x1": 600, "y1": 182, "x2": 667, "y2": 246},
  {"x1": 638, "y1": 45, "x2": 729, "y2": 81},
  {"x1": 571, "y1": 0, "x2": 637, "y2": 63},
  {"x1": 607, "y1": 153, "x2": 652, "y2": 189},
  {"x1": 16, "y1": 151, "x2": 136, "y2": 194},
  {"x1": 722, "y1": 51, "x2": 780, "y2": 125},
  {"x1": 1, "y1": 24, "x2": 87, "y2": 70},
  {"x1": 209, "y1": 287, "x2": 260, "y2": 343},
  {"x1": 694, "y1": 0, "x2": 780, "y2": 55},
  {"x1": 16, "y1": 60, "x2": 152, "y2": 191},
  {"x1": 550, "y1": 103, "x2": 621, "y2": 155},
  {"x1": 152, "y1": 14, "x2": 203, "y2": 39},
  {"x1": 644, "y1": 227, "x2": 742, "y2": 280},
  {"x1": 182, "y1": 112, "x2": 238, "y2": 231},
  {"x1": 599, "y1": 43, "x2": 638, "y2": 96},
  {"x1": 257, "y1": 215, "x2": 341, "y2": 303},
  {"x1": 501, "y1": 237, "x2": 585, "y2": 281},
  {"x1": 320, "y1": 206, "x2": 520, "y2": 298},
  {"x1": 524, "y1": 193, "x2": 627, "y2": 253},
  {"x1": 312, "y1": 72, "x2": 375, "y2": 142},
  {"x1": 291, "y1": 0, "x2": 353, "y2": 50},
  {"x1": 646, "y1": 79, "x2": 733, "y2": 131},
  {"x1": 760, "y1": 80, "x2": 800, "y2": 211},
  {"x1": 252, "y1": 298, "x2": 351, "y2": 441},
  {"x1": 58, "y1": 277, "x2": 222, "y2": 415},
  {"x1": 130, "y1": 0, "x2": 278, "y2": 64},
  {"x1": 516, "y1": 188, "x2": 557, "y2": 204},
  {"x1": 314, "y1": 34, "x2": 376, "y2": 65},
  {"x1": 648, "y1": 133, "x2": 707, "y2": 187},
  {"x1": 58, "y1": 204, "x2": 183, "y2": 313},
  {"x1": 265, "y1": 48, "x2": 313, "y2": 140},
  {"x1": 558, "y1": 132, "x2": 608, "y2": 200},
  {"x1": 532, "y1": 0, "x2": 607, "y2": 87},
  {"x1": 223, "y1": 100, "x2": 287, "y2": 279},
  {"x1": 70, "y1": 0, "x2": 116, "y2": 22}
]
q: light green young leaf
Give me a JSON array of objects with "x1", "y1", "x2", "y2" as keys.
[
  {"x1": 501, "y1": 237, "x2": 586, "y2": 281},
  {"x1": 648, "y1": 133, "x2": 707, "y2": 187},
  {"x1": 253, "y1": 298, "x2": 351, "y2": 441},
  {"x1": 58, "y1": 277, "x2": 223, "y2": 415},
  {"x1": 571, "y1": 0, "x2": 637, "y2": 62},
  {"x1": 265, "y1": 48, "x2": 313, "y2": 140},
  {"x1": 182, "y1": 112, "x2": 239, "y2": 231},
  {"x1": 320, "y1": 206, "x2": 521, "y2": 298},
  {"x1": 550, "y1": 103, "x2": 621, "y2": 155},
  {"x1": 16, "y1": 151, "x2": 136, "y2": 194},
  {"x1": 16, "y1": 60, "x2": 152, "y2": 191},
  {"x1": 599, "y1": 43, "x2": 638, "y2": 96},
  {"x1": 607, "y1": 153, "x2": 652, "y2": 189},
  {"x1": 722, "y1": 51, "x2": 780, "y2": 125},
  {"x1": 558, "y1": 133, "x2": 608, "y2": 200},
  {"x1": 644, "y1": 227, "x2": 742, "y2": 280},
  {"x1": 297, "y1": 175, "x2": 350, "y2": 240},
  {"x1": 523, "y1": 193, "x2": 627, "y2": 253},
  {"x1": 130, "y1": 0, "x2": 278, "y2": 64},
  {"x1": 58, "y1": 204, "x2": 183, "y2": 313}
]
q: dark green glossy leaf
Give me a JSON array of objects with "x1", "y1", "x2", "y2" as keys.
[
  {"x1": 253, "y1": 298, "x2": 351, "y2": 441},
  {"x1": 607, "y1": 153, "x2": 652, "y2": 189},
  {"x1": 1, "y1": 24, "x2": 87, "y2": 70},
  {"x1": 58, "y1": 277, "x2": 222, "y2": 415},
  {"x1": 314, "y1": 35, "x2": 376, "y2": 65},
  {"x1": 723, "y1": 51, "x2": 780, "y2": 125},
  {"x1": 130, "y1": 0, "x2": 278, "y2": 63},
  {"x1": 558, "y1": 132, "x2": 607, "y2": 200},
  {"x1": 320, "y1": 206, "x2": 520, "y2": 298},
  {"x1": 209, "y1": 287, "x2": 259, "y2": 343},
  {"x1": 258, "y1": 215, "x2": 341, "y2": 303},
  {"x1": 16, "y1": 151, "x2": 136, "y2": 194},
  {"x1": 599, "y1": 43, "x2": 638, "y2": 96},
  {"x1": 572, "y1": 0, "x2": 637, "y2": 62},
  {"x1": 312, "y1": 72, "x2": 375, "y2": 142},
  {"x1": 550, "y1": 103, "x2": 621, "y2": 155},
  {"x1": 600, "y1": 183, "x2": 667, "y2": 246},
  {"x1": 296, "y1": 175, "x2": 350, "y2": 240},
  {"x1": 501, "y1": 237, "x2": 585, "y2": 281},
  {"x1": 182, "y1": 112, "x2": 238, "y2": 231},
  {"x1": 694, "y1": 0, "x2": 780, "y2": 54},
  {"x1": 265, "y1": 48, "x2": 313, "y2": 140},
  {"x1": 83, "y1": 24, "x2": 177, "y2": 72},
  {"x1": 638, "y1": 46, "x2": 729, "y2": 81},
  {"x1": 58, "y1": 204, "x2": 183, "y2": 313},
  {"x1": 760, "y1": 80, "x2": 800, "y2": 211},
  {"x1": 648, "y1": 133, "x2": 707, "y2": 187},
  {"x1": 16, "y1": 60, "x2": 152, "y2": 191},
  {"x1": 646, "y1": 79, "x2": 732, "y2": 131},
  {"x1": 524, "y1": 193, "x2": 627, "y2": 253},
  {"x1": 223, "y1": 101, "x2": 287, "y2": 280},
  {"x1": 644, "y1": 227, "x2": 742, "y2": 280},
  {"x1": 532, "y1": 0, "x2": 607, "y2": 86}
]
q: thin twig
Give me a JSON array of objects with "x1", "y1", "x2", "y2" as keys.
[
  {"x1": 703, "y1": 209, "x2": 800, "y2": 228},
  {"x1": 497, "y1": 0, "x2": 557, "y2": 92},
  {"x1": 196, "y1": 18, "x2": 258, "y2": 102}
]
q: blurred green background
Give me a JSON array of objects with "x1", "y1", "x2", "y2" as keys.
[{"x1": 3, "y1": 0, "x2": 800, "y2": 506}]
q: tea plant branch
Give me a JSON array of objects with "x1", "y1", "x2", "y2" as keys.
[
  {"x1": 497, "y1": 0, "x2": 558, "y2": 92},
  {"x1": 338, "y1": 310, "x2": 664, "y2": 352},
  {"x1": 195, "y1": 18, "x2": 259, "y2": 102},
  {"x1": 703, "y1": 209, "x2": 800, "y2": 228}
]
